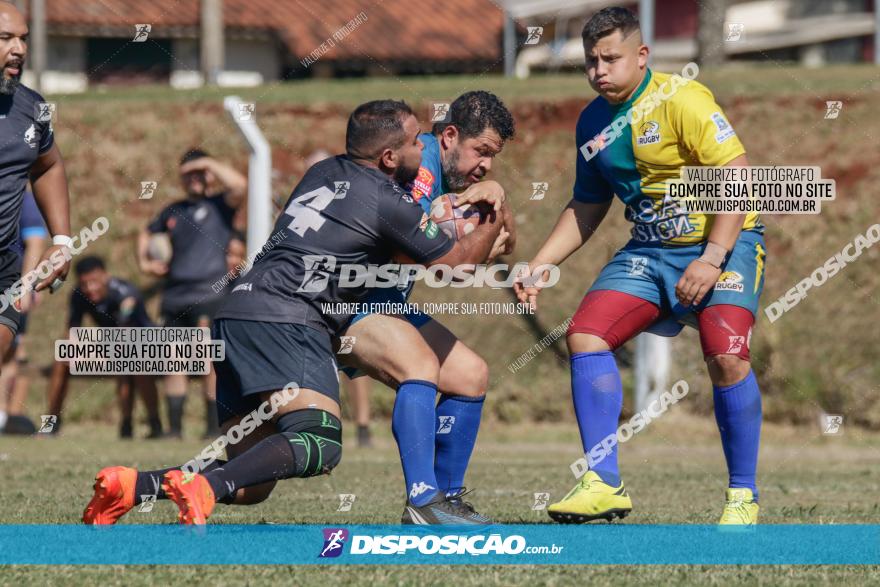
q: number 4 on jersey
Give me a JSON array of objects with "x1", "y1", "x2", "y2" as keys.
[{"x1": 284, "y1": 186, "x2": 337, "y2": 237}]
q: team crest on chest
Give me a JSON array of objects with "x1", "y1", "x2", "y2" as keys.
[
  {"x1": 636, "y1": 121, "x2": 661, "y2": 146},
  {"x1": 24, "y1": 124, "x2": 38, "y2": 149}
]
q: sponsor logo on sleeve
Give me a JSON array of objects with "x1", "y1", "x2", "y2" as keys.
[
  {"x1": 711, "y1": 112, "x2": 736, "y2": 144},
  {"x1": 411, "y1": 167, "x2": 435, "y2": 202}
]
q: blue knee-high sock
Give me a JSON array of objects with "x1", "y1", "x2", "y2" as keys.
[
  {"x1": 571, "y1": 351, "x2": 623, "y2": 486},
  {"x1": 713, "y1": 370, "x2": 762, "y2": 500},
  {"x1": 434, "y1": 394, "x2": 484, "y2": 494},
  {"x1": 392, "y1": 380, "x2": 440, "y2": 506}
]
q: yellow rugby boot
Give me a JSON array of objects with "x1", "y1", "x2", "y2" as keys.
[
  {"x1": 719, "y1": 487, "x2": 759, "y2": 525},
  {"x1": 547, "y1": 470, "x2": 632, "y2": 523}
]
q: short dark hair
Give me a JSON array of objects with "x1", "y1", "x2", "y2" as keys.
[
  {"x1": 74, "y1": 255, "x2": 105, "y2": 275},
  {"x1": 432, "y1": 91, "x2": 515, "y2": 142},
  {"x1": 582, "y1": 7, "x2": 640, "y2": 46},
  {"x1": 180, "y1": 147, "x2": 210, "y2": 166},
  {"x1": 345, "y1": 100, "x2": 414, "y2": 160}
]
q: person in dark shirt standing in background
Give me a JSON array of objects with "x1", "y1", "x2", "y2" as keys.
[
  {"x1": 46, "y1": 256, "x2": 162, "y2": 438},
  {"x1": 137, "y1": 149, "x2": 246, "y2": 439}
]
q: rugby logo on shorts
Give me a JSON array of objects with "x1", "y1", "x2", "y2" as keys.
[
  {"x1": 636, "y1": 121, "x2": 660, "y2": 146},
  {"x1": 715, "y1": 271, "x2": 744, "y2": 292}
]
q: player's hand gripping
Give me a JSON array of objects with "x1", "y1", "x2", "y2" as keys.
[
  {"x1": 675, "y1": 258, "x2": 721, "y2": 307},
  {"x1": 513, "y1": 262, "x2": 552, "y2": 311},
  {"x1": 141, "y1": 259, "x2": 169, "y2": 277},
  {"x1": 486, "y1": 228, "x2": 509, "y2": 263},
  {"x1": 34, "y1": 245, "x2": 71, "y2": 293},
  {"x1": 453, "y1": 180, "x2": 506, "y2": 211},
  {"x1": 486, "y1": 202, "x2": 516, "y2": 262}
]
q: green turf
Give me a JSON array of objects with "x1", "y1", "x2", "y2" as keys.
[{"x1": 0, "y1": 413, "x2": 877, "y2": 583}]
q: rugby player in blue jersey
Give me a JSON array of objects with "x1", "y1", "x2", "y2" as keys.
[
  {"x1": 337, "y1": 91, "x2": 517, "y2": 523},
  {"x1": 516, "y1": 7, "x2": 765, "y2": 525}
]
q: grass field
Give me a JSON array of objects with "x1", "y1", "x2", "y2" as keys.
[{"x1": 1, "y1": 411, "x2": 878, "y2": 583}]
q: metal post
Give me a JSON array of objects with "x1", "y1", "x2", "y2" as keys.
[
  {"x1": 201, "y1": 0, "x2": 224, "y2": 86},
  {"x1": 31, "y1": 0, "x2": 46, "y2": 93},
  {"x1": 504, "y1": 12, "x2": 516, "y2": 77},
  {"x1": 634, "y1": 333, "x2": 670, "y2": 413},
  {"x1": 639, "y1": 0, "x2": 654, "y2": 60},
  {"x1": 224, "y1": 96, "x2": 272, "y2": 264},
  {"x1": 875, "y1": 0, "x2": 880, "y2": 64}
]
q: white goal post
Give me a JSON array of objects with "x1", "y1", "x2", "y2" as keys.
[{"x1": 224, "y1": 95, "x2": 273, "y2": 264}]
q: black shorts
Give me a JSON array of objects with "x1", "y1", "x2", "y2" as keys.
[
  {"x1": 212, "y1": 318, "x2": 340, "y2": 424},
  {"x1": 162, "y1": 298, "x2": 224, "y2": 328},
  {"x1": 0, "y1": 250, "x2": 23, "y2": 336}
]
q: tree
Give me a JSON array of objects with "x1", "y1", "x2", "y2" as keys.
[{"x1": 697, "y1": 0, "x2": 727, "y2": 67}]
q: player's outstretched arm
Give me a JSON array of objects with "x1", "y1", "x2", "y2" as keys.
[
  {"x1": 29, "y1": 144, "x2": 72, "y2": 291},
  {"x1": 514, "y1": 198, "x2": 611, "y2": 309}
]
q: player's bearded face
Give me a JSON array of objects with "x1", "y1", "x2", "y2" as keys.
[
  {"x1": 393, "y1": 154, "x2": 420, "y2": 185},
  {"x1": 0, "y1": 16, "x2": 27, "y2": 95},
  {"x1": 584, "y1": 29, "x2": 647, "y2": 104},
  {"x1": 391, "y1": 114, "x2": 423, "y2": 185},
  {"x1": 442, "y1": 128, "x2": 502, "y2": 191}
]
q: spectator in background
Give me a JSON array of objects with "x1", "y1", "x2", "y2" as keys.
[
  {"x1": 225, "y1": 230, "x2": 247, "y2": 284},
  {"x1": 46, "y1": 256, "x2": 162, "y2": 438},
  {"x1": 137, "y1": 149, "x2": 246, "y2": 439}
]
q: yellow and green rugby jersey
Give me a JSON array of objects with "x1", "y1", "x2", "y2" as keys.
[{"x1": 573, "y1": 68, "x2": 762, "y2": 246}]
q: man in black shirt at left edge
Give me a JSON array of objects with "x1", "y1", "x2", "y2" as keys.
[
  {"x1": 0, "y1": 7, "x2": 72, "y2": 379},
  {"x1": 46, "y1": 256, "x2": 163, "y2": 438}
]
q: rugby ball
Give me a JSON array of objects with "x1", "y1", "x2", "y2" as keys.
[
  {"x1": 147, "y1": 233, "x2": 172, "y2": 264},
  {"x1": 428, "y1": 193, "x2": 494, "y2": 241}
]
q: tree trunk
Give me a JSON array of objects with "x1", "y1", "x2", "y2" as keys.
[{"x1": 697, "y1": 0, "x2": 727, "y2": 67}]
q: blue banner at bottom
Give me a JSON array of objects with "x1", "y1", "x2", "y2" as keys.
[{"x1": 0, "y1": 525, "x2": 877, "y2": 565}]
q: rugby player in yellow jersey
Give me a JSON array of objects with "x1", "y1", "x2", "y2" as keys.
[{"x1": 515, "y1": 7, "x2": 765, "y2": 525}]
